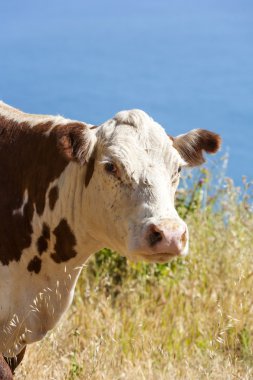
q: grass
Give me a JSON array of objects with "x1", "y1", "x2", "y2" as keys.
[{"x1": 15, "y1": 166, "x2": 253, "y2": 380}]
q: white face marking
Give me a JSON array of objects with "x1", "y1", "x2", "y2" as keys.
[{"x1": 85, "y1": 110, "x2": 188, "y2": 261}]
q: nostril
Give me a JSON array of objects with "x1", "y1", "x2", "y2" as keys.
[
  {"x1": 149, "y1": 231, "x2": 162, "y2": 246},
  {"x1": 181, "y1": 229, "x2": 187, "y2": 246},
  {"x1": 148, "y1": 226, "x2": 163, "y2": 247}
]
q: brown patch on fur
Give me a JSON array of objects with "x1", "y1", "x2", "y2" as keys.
[
  {"x1": 51, "y1": 219, "x2": 77, "y2": 263},
  {"x1": 173, "y1": 129, "x2": 221, "y2": 167},
  {"x1": 85, "y1": 157, "x2": 95, "y2": 187},
  {"x1": 37, "y1": 236, "x2": 48, "y2": 255},
  {"x1": 27, "y1": 256, "x2": 42, "y2": 274},
  {"x1": 0, "y1": 113, "x2": 93, "y2": 266},
  {"x1": 48, "y1": 186, "x2": 59, "y2": 210},
  {"x1": 0, "y1": 116, "x2": 66, "y2": 265},
  {"x1": 42, "y1": 223, "x2": 50, "y2": 239},
  {"x1": 0, "y1": 354, "x2": 13, "y2": 380},
  {"x1": 37, "y1": 223, "x2": 50, "y2": 255}
]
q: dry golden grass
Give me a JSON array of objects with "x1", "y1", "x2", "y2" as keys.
[{"x1": 15, "y1": 180, "x2": 253, "y2": 380}]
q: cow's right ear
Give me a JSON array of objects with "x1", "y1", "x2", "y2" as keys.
[
  {"x1": 172, "y1": 129, "x2": 221, "y2": 167},
  {"x1": 55, "y1": 122, "x2": 97, "y2": 164}
]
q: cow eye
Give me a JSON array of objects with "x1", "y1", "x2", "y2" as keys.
[
  {"x1": 172, "y1": 166, "x2": 181, "y2": 184},
  {"x1": 104, "y1": 162, "x2": 118, "y2": 176}
]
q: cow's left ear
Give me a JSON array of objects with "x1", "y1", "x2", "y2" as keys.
[
  {"x1": 56, "y1": 122, "x2": 97, "y2": 164},
  {"x1": 172, "y1": 129, "x2": 221, "y2": 167}
]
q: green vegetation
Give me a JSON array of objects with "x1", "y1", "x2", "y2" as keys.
[{"x1": 16, "y1": 161, "x2": 253, "y2": 380}]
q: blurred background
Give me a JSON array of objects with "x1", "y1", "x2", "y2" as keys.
[{"x1": 0, "y1": 0, "x2": 252, "y2": 184}]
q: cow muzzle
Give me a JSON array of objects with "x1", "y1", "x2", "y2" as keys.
[{"x1": 136, "y1": 219, "x2": 189, "y2": 262}]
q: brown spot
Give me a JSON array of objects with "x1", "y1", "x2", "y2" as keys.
[
  {"x1": 172, "y1": 129, "x2": 221, "y2": 167},
  {"x1": 51, "y1": 219, "x2": 77, "y2": 263},
  {"x1": 37, "y1": 236, "x2": 48, "y2": 255},
  {"x1": 48, "y1": 186, "x2": 59, "y2": 210},
  {"x1": 37, "y1": 223, "x2": 50, "y2": 255},
  {"x1": 0, "y1": 109, "x2": 94, "y2": 266},
  {"x1": 42, "y1": 223, "x2": 50, "y2": 239},
  {"x1": 27, "y1": 256, "x2": 42, "y2": 274},
  {"x1": 85, "y1": 157, "x2": 95, "y2": 187}
]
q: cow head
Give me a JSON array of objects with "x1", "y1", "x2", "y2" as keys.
[{"x1": 75, "y1": 110, "x2": 221, "y2": 263}]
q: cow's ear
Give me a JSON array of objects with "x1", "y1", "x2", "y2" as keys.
[
  {"x1": 56, "y1": 122, "x2": 97, "y2": 164},
  {"x1": 172, "y1": 129, "x2": 221, "y2": 167}
]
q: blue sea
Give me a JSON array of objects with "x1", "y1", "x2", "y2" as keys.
[{"x1": 0, "y1": 0, "x2": 252, "y2": 184}]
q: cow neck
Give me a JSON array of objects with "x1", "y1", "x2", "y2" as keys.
[
  {"x1": 41, "y1": 161, "x2": 102, "y2": 267},
  {"x1": 0, "y1": 109, "x2": 100, "y2": 269}
]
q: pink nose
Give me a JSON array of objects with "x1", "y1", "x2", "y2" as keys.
[{"x1": 147, "y1": 221, "x2": 188, "y2": 256}]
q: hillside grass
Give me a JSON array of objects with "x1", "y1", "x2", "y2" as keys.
[{"x1": 16, "y1": 168, "x2": 253, "y2": 380}]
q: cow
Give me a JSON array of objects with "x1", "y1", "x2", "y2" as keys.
[{"x1": 0, "y1": 101, "x2": 221, "y2": 378}]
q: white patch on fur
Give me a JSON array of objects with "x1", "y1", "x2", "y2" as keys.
[{"x1": 12, "y1": 189, "x2": 28, "y2": 216}]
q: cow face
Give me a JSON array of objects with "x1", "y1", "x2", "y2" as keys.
[{"x1": 84, "y1": 110, "x2": 221, "y2": 263}]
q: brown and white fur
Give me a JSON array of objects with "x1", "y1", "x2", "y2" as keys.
[{"x1": 0, "y1": 102, "x2": 221, "y2": 377}]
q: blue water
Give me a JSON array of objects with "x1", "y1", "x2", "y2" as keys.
[{"x1": 0, "y1": 0, "x2": 252, "y2": 184}]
